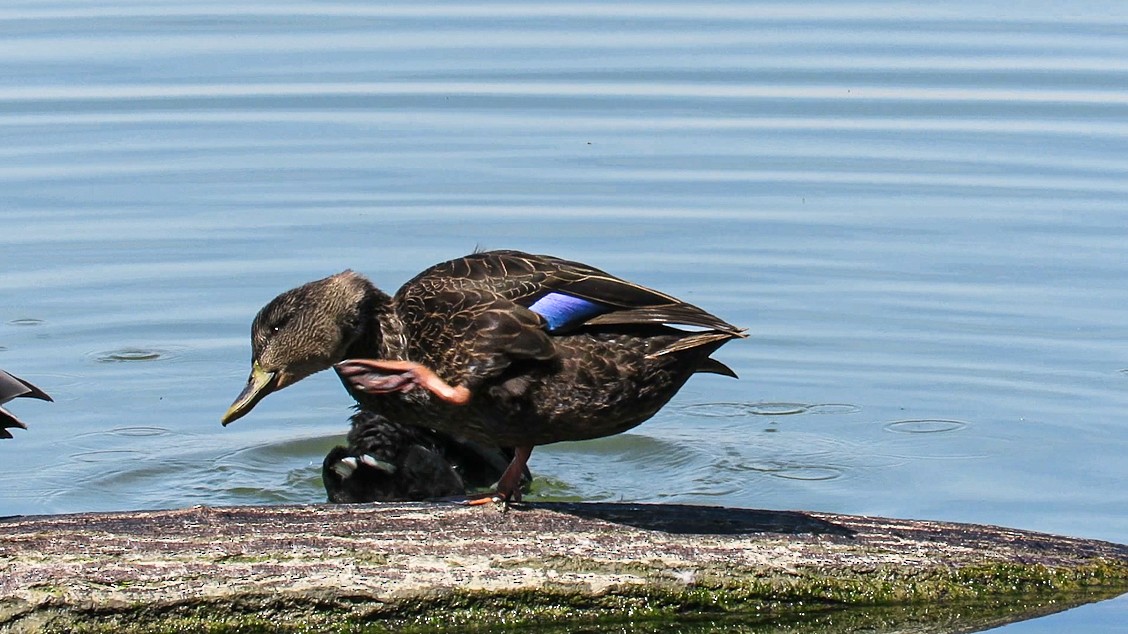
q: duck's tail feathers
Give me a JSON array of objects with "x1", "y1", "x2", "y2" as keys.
[
  {"x1": 648, "y1": 329, "x2": 743, "y2": 362},
  {"x1": 695, "y1": 357, "x2": 739, "y2": 378},
  {"x1": 584, "y1": 305, "x2": 746, "y2": 335}
]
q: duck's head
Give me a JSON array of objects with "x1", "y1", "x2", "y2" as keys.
[{"x1": 221, "y1": 270, "x2": 379, "y2": 426}]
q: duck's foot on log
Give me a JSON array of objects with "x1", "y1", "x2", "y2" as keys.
[{"x1": 459, "y1": 445, "x2": 533, "y2": 509}]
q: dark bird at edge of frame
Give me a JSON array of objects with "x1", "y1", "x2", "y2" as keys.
[
  {"x1": 222, "y1": 249, "x2": 746, "y2": 504},
  {"x1": 1, "y1": 370, "x2": 52, "y2": 439}
]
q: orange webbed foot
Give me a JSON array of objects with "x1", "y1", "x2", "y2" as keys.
[{"x1": 335, "y1": 359, "x2": 471, "y2": 405}]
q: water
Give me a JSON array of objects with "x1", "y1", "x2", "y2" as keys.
[{"x1": 1, "y1": 1, "x2": 1126, "y2": 630}]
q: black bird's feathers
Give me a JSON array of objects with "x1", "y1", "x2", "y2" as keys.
[
  {"x1": 322, "y1": 410, "x2": 527, "y2": 503},
  {"x1": 0, "y1": 370, "x2": 52, "y2": 439}
]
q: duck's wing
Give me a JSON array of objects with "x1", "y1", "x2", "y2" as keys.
[
  {"x1": 520, "y1": 253, "x2": 744, "y2": 335},
  {"x1": 396, "y1": 279, "x2": 557, "y2": 385},
  {"x1": 405, "y1": 250, "x2": 746, "y2": 335},
  {"x1": 395, "y1": 250, "x2": 745, "y2": 388}
]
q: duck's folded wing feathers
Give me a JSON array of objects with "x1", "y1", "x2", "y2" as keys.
[
  {"x1": 402, "y1": 251, "x2": 744, "y2": 383},
  {"x1": 405, "y1": 285, "x2": 556, "y2": 387},
  {"x1": 583, "y1": 305, "x2": 744, "y2": 334},
  {"x1": 410, "y1": 250, "x2": 743, "y2": 334},
  {"x1": 522, "y1": 258, "x2": 745, "y2": 335}
]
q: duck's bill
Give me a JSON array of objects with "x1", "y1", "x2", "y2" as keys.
[{"x1": 221, "y1": 363, "x2": 278, "y2": 426}]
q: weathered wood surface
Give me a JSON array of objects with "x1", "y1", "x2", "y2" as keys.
[{"x1": 1, "y1": 502, "x2": 1126, "y2": 633}]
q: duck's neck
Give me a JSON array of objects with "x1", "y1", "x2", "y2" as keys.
[{"x1": 343, "y1": 286, "x2": 402, "y2": 360}]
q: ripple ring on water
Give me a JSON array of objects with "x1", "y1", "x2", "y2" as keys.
[
  {"x1": 90, "y1": 347, "x2": 181, "y2": 363},
  {"x1": 680, "y1": 402, "x2": 756, "y2": 418},
  {"x1": 884, "y1": 419, "x2": 969, "y2": 434},
  {"x1": 771, "y1": 465, "x2": 845, "y2": 481},
  {"x1": 107, "y1": 426, "x2": 171, "y2": 437},
  {"x1": 69, "y1": 449, "x2": 148, "y2": 463},
  {"x1": 805, "y1": 403, "x2": 863, "y2": 415},
  {"x1": 743, "y1": 460, "x2": 846, "y2": 481},
  {"x1": 683, "y1": 402, "x2": 861, "y2": 418},
  {"x1": 745, "y1": 402, "x2": 811, "y2": 416}
]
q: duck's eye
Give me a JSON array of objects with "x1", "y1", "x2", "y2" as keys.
[{"x1": 266, "y1": 314, "x2": 291, "y2": 334}]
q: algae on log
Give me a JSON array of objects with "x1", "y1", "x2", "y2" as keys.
[{"x1": 1, "y1": 502, "x2": 1126, "y2": 633}]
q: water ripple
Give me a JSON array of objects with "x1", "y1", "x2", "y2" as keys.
[
  {"x1": 5, "y1": 82, "x2": 1128, "y2": 106},
  {"x1": 682, "y1": 402, "x2": 861, "y2": 418},
  {"x1": 884, "y1": 419, "x2": 970, "y2": 434},
  {"x1": 746, "y1": 402, "x2": 810, "y2": 416},
  {"x1": 69, "y1": 449, "x2": 148, "y2": 463},
  {"x1": 89, "y1": 347, "x2": 184, "y2": 363},
  {"x1": 73, "y1": 426, "x2": 172, "y2": 440},
  {"x1": 741, "y1": 460, "x2": 847, "y2": 482},
  {"x1": 680, "y1": 402, "x2": 754, "y2": 418}
]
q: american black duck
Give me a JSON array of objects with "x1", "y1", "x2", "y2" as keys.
[
  {"x1": 1, "y1": 369, "x2": 52, "y2": 439},
  {"x1": 322, "y1": 409, "x2": 528, "y2": 503},
  {"x1": 223, "y1": 249, "x2": 745, "y2": 502}
]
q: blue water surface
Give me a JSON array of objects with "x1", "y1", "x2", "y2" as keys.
[{"x1": 2, "y1": 2, "x2": 1126, "y2": 630}]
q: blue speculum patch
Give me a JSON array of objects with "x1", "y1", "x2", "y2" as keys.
[{"x1": 527, "y1": 292, "x2": 609, "y2": 331}]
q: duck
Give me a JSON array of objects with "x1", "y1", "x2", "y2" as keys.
[
  {"x1": 1, "y1": 369, "x2": 52, "y2": 439},
  {"x1": 222, "y1": 249, "x2": 745, "y2": 503},
  {"x1": 322, "y1": 409, "x2": 529, "y2": 503}
]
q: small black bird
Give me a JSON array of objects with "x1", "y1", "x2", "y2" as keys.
[
  {"x1": 322, "y1": 410, "x2": 527, "y2": 503},
  {"x1": 224, "y1": 250, "x2": 745, "y2": 503},
  {"x1": 1, "y1": 370, "x2": 52, "y2": 439}
]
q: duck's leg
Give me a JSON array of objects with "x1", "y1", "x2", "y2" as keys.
[
  {"x1": 335, "y1": 359, "x2": 471, "y2": 405},
  {"x1": 466, "y1": 445, "x2": 533, "y2": 506}
]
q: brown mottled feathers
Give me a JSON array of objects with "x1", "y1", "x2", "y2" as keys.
[
  {"x1": 394, "y1": 250, "x2": 745, "y2": 390},
  {"x1": 402, "y1": 250, "x2": 739, "y2": 332},
  {"x1": 225, "y1": 249, "x2": 746, "y2": 456}
]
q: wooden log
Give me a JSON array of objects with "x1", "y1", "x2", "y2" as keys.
[{"x1": 1, "y1": 502, "x2": 1126, "y2": 633}]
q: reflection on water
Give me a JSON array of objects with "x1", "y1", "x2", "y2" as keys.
[
  {"x1": 450, "y1": 592, "x2": 1126, "y2": 634},
  {"x1": 2, "y1": 1, "x2": 1127, "y2": 631}
]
